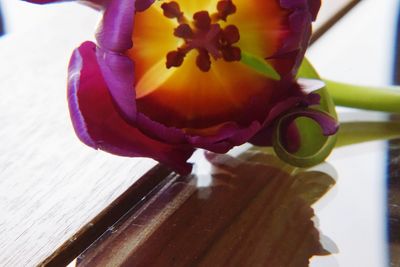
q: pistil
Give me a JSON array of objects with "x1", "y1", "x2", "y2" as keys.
[{"x1": 161, "y1": 0, "x2": 241, "y2": 72}]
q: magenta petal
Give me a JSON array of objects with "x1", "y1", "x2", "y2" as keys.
[
  {"x1": 188, "y1": 121, "x2": 261, "y2": 153},
  {"x1": 94, "y1": 0, "x2": 160, "y2": 51},
  {"x1": 281, "y1": 122, "x2": 301, "y2": 153},
  {"x1": 96, "y1": 48, "x2": 137, "y2": 122},
  {"x1": 136, "y1": 112, "x2": 261, "y2": 154},
  {"x1": 268, "y1": 0, "x2": 319, "y2": 78},
  {"x1": 67, "y1": 41, "x2": 194, "y2": 174},
  {"x1": 280, "y1": 109, "x2": 339, "y2": 137},
  {"x1": 307, "y1": 0, "x2": 322, "y2": 21},
  {"x1": 250, "y1": 96, "x2": 303, "y2": 146},
  {"x1": 271, "y1": 10, "x2": 311, "y2": 77},
  {"x1": 68, "y1": 44, "x2": 97, "y2": 149},
  {"x1": 281, "y1": 11, "x2": 310, "y2": 53},
  {"x1": 249, "y1": 127, "x2": 274, "y2": 147},
  {"x1": 96, "y1": 0, "x2": 135, "y2": 52},
  {"x1": 135, "y1": 0, "x2": 156, "y2": 11},
  {"x1": 136, "y1": 113, "x2": 188, "y2": 144},
  {"x1": 280, "y1": 0, "x2": 321, "y2": 21}
]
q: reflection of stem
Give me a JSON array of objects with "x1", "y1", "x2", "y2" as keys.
[
  {"x1": 336, "y1": 122, "x2": 400, "y2": 147},
  {"x1": 324, "y1": 79, "x2": 400, "y2": 113}
]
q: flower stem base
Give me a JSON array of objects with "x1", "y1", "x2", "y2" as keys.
[{"x1": 324, "y1": 79, "x2": 400, "y2": 113}]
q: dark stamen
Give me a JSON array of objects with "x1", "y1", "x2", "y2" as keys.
[
  {"x1": 166, "y1": 50, "x2": 185, "y2": 68},
  {"x1": 217, "y1": 0, "x2": 237, "y2": 21},
  {"x1": 193, "y1": 11, "x2": 211, "y2": 30},
  {"x1": 161, "y1": 2, "x2": 183, "y2": 20},
  {"x1": 163, "y1": 0, "x2": 241, "y2": 72},
  {"x1": 196, "y1": 49, "x2": 211, "y2": 72},
  {"x1": 222, "y1": 46, "x2": 241, "y2": 61},
  {"x1": 221, "y1": 25, "x2": 240, "y2": 44},
  {"x1": 203, "y1": 24, "x2": 222, "y2": 59},
  {"x1": 174, "y1": 24, "x2": 193, "y2": 38}
]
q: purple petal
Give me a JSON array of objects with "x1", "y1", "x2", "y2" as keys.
[
  {"x1": 95, "y1": 0, "x2": 155, "y2": 51},
  {"x1": 95, "y1": 0, "x2": 135, "y2": 52},
  {"x1": 67, "y1": 41, "x2": 194, "y2": 174},
  {"x1": 67, "y1": 43, "x2": 97, "y2": 148},
  {"x1": 187, "y1": 121, "x2": 261, "y2": 153},
  {"x1": 280, "y1": 109, "x2": 339, "y2": 137},
  {"x1": 249, "y1": 98, "x2": 301, "y2": 147},
  {"x1": 96, "y1": 48, "x2": 137, "y2": 122},
  {"x1": 135, "y1": 0, "x2": 156, "y2": 11},
  {"x1": 269, "y1": 0, "x2": 320, "y2": 77},
  {"x1": 280, "y1": 0, "x2": 321, "y2": 21}
]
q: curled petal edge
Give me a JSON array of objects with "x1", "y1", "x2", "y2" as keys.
[
  {"x1": 81, "y1": 41, "x2": 266, "y2": 159},
  {"x1": 67, "y1": 41, "x2": 194, "y2": 174}
]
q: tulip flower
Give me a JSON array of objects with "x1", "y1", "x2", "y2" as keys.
[{"x1": 26, "y1": 0, "x2": 341, "y2": 174}]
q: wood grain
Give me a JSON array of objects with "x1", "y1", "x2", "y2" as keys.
[{"x1": 0, "y1": 4, "x2": 156, "y2": 267}]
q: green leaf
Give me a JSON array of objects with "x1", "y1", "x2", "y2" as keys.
[{"x1": 240, "y1": 51, "x2": 280, "y2": 80}]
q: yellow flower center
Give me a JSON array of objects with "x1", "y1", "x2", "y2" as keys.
[{"x1": 128, "y1": 0, "x2": 287, "y2": 130}]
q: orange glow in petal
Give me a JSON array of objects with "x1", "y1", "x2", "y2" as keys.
[
  {"x1": 135, "y1": 59, "x2": 177, "y2": 99},
  {"x1": 231, "y1": 0, "x2": 289, "y2": 58},
  {"x1": 135, "y1": 52, "x2": 274, "y2": 129},
  {"x1": 128, "y1": 0, "x2": 288, "y2": 129},
  {"x1": 129, "y1": 3, "x2": 179, "y2": 71}
]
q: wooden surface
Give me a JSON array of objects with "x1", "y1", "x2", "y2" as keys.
[
  {"x1": 0, "y1": 1, "x2": 369, "y2": 266},
  {"x1": 0, "y1": 4, "x2": 157, "y2": 267}
]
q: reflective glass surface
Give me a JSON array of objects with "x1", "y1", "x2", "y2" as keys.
[{"x1": 308, "y1": 1, "x2": 399, "y2": 266}]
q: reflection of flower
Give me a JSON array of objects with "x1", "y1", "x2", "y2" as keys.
[
  {"x1": 76, "y1": 150, "x2": 336, "y2": 266},
  {"x1": 26, "y1": 0, "x2": 339, "y2": 173}
]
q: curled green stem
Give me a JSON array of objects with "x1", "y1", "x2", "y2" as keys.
[{"x1": 324, "y1": 79, "x2": 400, "y2": 113}]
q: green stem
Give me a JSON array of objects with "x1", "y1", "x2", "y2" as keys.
[
  {"x1": 324, "y1": 79, "x2": 400, "y2": 113},
  {"x1": 335, "y1": 122, "x2": 400, "y2": 148}
]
